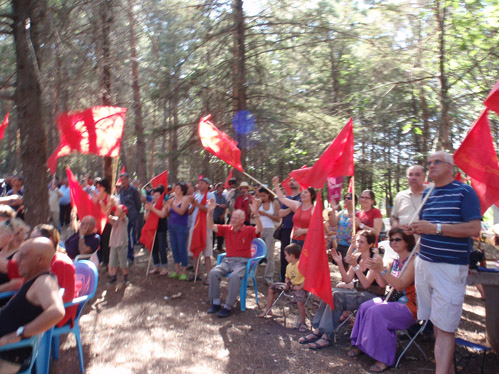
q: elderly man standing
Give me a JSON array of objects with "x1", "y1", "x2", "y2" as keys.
[
  {"x1": 119, "y1": 173, "x2": 142, "y2": 264},
  {"x1": 65, "y1": 215, "x2": 101, "y2": 260},
  {"x1": 407, "y1": 151, "x2": 481, "y2": 374},
  {"x1": 391, "y1": 165, "x2": 426, "y2": 228},
  {"x1": 206, "y1": 198, "x2": 262, "y2": 318},
  {"x1": 0, "y1": 238, "x2": 65, "y2": 373}
]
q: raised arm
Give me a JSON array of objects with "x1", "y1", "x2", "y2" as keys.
[{"x1": 272, "y1": 176, "x2": 300, "y2": 212}]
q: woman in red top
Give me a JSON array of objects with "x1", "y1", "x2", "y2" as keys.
[
  {"x1": 272, "y1": 176, "x2": 316, "y2": 248},
  {"x1": 356, "y1": 189, "x2": 383, "y2": 238}
]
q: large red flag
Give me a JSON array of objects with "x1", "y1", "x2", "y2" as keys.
[
  {"x1": 190, "y1": 191, "x2": 208, "y2": 259},
  {"x1": 298, "y1": 194, "x2": 334, "y2": 309},
  {"x1": 0, "y1": 113, "x2": 8, "y2": 140},
  {"x1": 66, "y1": 166, "x2": 108, "y2": 234},
  {"x1": 224, "y1": 169, "x2": 234, "y2": 189},
  {"x1": 484, "y1": 79, "x2": 499, "y2": 115},
  {"x1": 139, "y1": 192, "x2": 165, "y2": 251},
  {"x1": 454, "y1": 110, "x2": 499, "y2": 215},
  {"x1": 290, "y1": 118, "x2": 354, "y2": 188},
  {"x1": 48, "y1": 106, "x2": 127, "y2": 174},
  {"x1": 281, "y1": 176, "x2": 293, "y2": 195},
  {"x1": 151, "y1": 170, "x2": 168, "y2": 189},
  {"x1": 198, "y1": 114, "x2": 244, "y2": 172}
]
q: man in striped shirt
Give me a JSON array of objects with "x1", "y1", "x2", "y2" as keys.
[{"x1": 407, "y1": 151, "x2": 481, "y2": 374}]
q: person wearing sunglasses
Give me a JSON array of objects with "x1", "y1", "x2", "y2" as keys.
[
  {"x1": 348, "y1": 228, "x2": 417, "y2": 372},
  {"x1": 391, "y1": 165, "x2": 426, "y2": 228}
]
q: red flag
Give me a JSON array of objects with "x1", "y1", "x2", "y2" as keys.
[
  {"x1": 283, "y1": 165, "x2": 308, "y2": 191},
  {"x1": 290, "y1": 118, "x2": 354, "y2": 188},
  {"x1": 198, "y1": 114, "x2": 244, "y2": 172},
  {"x1": 454, "y1": 110, "x2": 499, "y2": 215},
  {"x1": 224, "y1": 169, "x2": 234, "y2": 189},
  {"x1": 281, "y1": 176, "x2": 292, "y2": 195},
  {"x1": 139, "y1": 192, "x2": 165, "y2": 251},
  {"x1": 66, "y1": 166, "x2": 108, "y2": 234},
  {"x1": 121, "y1": 166, "x2": 126, "y2": 174},
  {"x1": 151, "y1": 170, "x2": 168, "y2": 189},
  {"x1": 298, "y1": 194, "x2": 334, "y2": 309},
  {"x1": 484, "y1": 79, "x2": 499, "y2": 115},
  {"x1": 0, "y1": 113, "x2": 8, "y2": 140},
  {"x1": 190, "y1": 191, "x2": 208, "y2": 259},
  {"x1": 48, "y1": 106, "x2": 127, "y2": 174}
]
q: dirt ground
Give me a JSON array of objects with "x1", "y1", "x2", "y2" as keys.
[{"x1": 49, "y1": 242, "x2": 498, "y2": 374}]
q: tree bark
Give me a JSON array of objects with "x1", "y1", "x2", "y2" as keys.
[
  {"x1": 12, "y1": 0, "x2": 49, "y2": 227},
  {"x1": 127, "y1": 0, "x2": 147, "y2": 184},
  {"x1": 436, "y1": 0, "x2": 451, "y2": 150}
]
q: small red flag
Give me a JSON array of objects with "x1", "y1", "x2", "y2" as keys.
[
  {"x1": 298, "y1": 194, "x2": 334, "y2": 309},
  {"x1": 0, "y1": 113, "x2": 8, "y2": 140},
  {"x1": 120, "y1": 166, "x2": 126, "y2": 174},
  {"x1": 454, "y1": 110, "x2": 499, "y2": 215},
  {"x1": 290, "y1": 118, "x2": 354, "y2": 188},
  {"x1": 139, "y1": 192, "x2": 165, "y2": 252},
  {"x1": 198, "y1": 114, "x2": 244, "y2": 172},
  {"x1": 151, "y1": 170, "x2": 168, "y2": 189},
  {"x1": 224, "y1": 169, "x2": 234, "y2": 189},
  {"x1": 66, "y1": 166, "x2": 108, "y2": 234},
  {"x1": 48, "y1": 106, "x2": 127, "y2": 174},
  {"x1": 484, "y1": 79, "x2": 499, "y2": 115},
  {"x1": 190, "y1": 191, "x2": 208, "y2": 259}
]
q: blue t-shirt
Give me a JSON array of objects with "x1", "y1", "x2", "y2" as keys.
[{"x1": 418, "y1": 181, "x2": 481, "y2": 265}]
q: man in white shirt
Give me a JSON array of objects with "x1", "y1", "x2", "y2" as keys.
[{"x1": 391, "y1": 165, "x2": 426, "y2": 227}]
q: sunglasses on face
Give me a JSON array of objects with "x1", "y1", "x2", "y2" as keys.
[
  {"x1": 389, "y1": 238, "x2": 403, "y2": 242},
  {"x1": 344, "y1": 197, "x2": 352, "y2": 200},
  {"x1": 428, "y1": 159, "x2": 449, "y2": 167}
]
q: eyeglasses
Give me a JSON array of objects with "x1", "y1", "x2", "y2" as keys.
[
  {"x1": 344, "y1": 196, "x2": 352, "y2": 200},
  {"x1": 389, "y1": 238, "x2": 403, "y2": 242},
  {"x1": 428, "y1": 159, "x2": 450, "y2": 167},
  {"x1": 359, "y1": 196, "x2": 371, "y2": 200}
]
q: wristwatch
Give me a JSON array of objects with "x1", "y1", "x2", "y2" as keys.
[
  {"x1": 353, "y1": 265, "x2": 360, "y2": 272},
  {"x1": 435, "y1": 223, "x2": 442, "y2": 235},
  {"x1": 16, "y1": 326, "x2": 25, "y2": 339}
]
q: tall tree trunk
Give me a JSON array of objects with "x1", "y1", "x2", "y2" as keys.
[
  {"x1": 127, "y1": 0, "x2": 147, "y2": 184},
  {"x1": 436, "y1": 0, "x2": 451, "y2": 150},
  {"x1": 99, "y1": 0, "x2": 116, "y2": 186},
  {"x1": 12, "y1": 0, "x2": 49, "y2": 227},
  {"x1": 232, "y1": 0, "x2": 247, "y2": 174}
]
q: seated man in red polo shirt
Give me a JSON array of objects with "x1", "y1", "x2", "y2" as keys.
[{"x1": 206, "y1": 198, "x2": 262, "y2": 318}]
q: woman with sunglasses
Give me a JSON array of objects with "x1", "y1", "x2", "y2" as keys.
[
  {"x1": 348, "y1": 228, "x2": 417, "y2": 372},
  {"x1": 355, "y1": 190, "x2": 383, "y2": 239}
]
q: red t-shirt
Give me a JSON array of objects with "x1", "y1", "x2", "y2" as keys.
[
  {"x1": 234, "y1": 195, "x2": 252, "y2": 222},
  {"x1": 217, "y1": 224, "x2": 257, "y2": 258},
  {"x1": 356, "y1": 208, "x2": 382, "y2": 228},
  {"x1": 51, "y1": 252, "x2": 77, "y2": 327},
  {"x1": 292, "y1": 205, "x2": 313, "y2": 241}
]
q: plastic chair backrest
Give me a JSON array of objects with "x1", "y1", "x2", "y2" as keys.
[
  {"x1": 251, "y1": 238, "x2": 266, "y2": 259},
  {"x1": 74, "y1": 260, "x2": 98, "y2": 299}
]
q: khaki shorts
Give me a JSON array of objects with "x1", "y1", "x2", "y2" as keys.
[
  {"x1": 109, "y1": 244, "x2": 128, "y2": 269},
  {"x1": 415, "y1": 256, "x2": 468, "y2": 333}
]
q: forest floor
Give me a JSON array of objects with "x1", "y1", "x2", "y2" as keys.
[{"x1": 49, "y1": 241, "x2": 498, "y2": 374}]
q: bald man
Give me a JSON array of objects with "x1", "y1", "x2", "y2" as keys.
[
  {"x1": 0, "y1": 238, "x2": 65, "y2": 371},
  {"x1": 64, "y1": 215, "x2": 101, "y2": 260}
]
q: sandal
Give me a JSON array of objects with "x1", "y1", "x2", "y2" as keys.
[
  {"x1": 159, "y1": 268, "x2": 168, "y2": 276},
  {"x1": 348, "y1": 347, "x2": 362, "y2": 357},
  {"x1": 149, "y1": 268, "x2": 159, "y2": 274},
  {"x1": 298, "y1": 331, "x2": 321, "y2": 344},
  {"x1": 168, "y1": 272, "x2": 179, "y2": 279},
  {"x1": 178, "y1": 273, "x2": 188, "y2": 281},
  {"x1": 369, "y1": 362, "x2": 388, "y2": 373},
  {"x1": 308, "y1": 337, "x2": 331, "y2": 350},
  {"x1": 257, "y1": 310, "x2": 273, "y2": 318},
  {"x1": 298, "y1": 323, "x2": 308, "y2": 333}
]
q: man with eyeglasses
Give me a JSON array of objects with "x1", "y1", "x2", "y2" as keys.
[
  {"x1": 406, "y1": 151, "x2": 481, "y2": 374},
  {"x1": 391, "y1": 165, "x2": 426, "y2": 228}
]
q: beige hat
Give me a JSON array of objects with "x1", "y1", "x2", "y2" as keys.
[{"x1": 239, "y1": 181, "x2": 250, "y2": 189}]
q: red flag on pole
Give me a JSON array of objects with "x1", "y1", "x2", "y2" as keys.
[
  {"x1": 484, "y1": 79, "x2": 499, "y2": 115},
  {"x1": 139, "y1": 192, "x2": 165, "y2": 252},
  {"x1": 290, "y1": 118, "x2": 354, "y2": 188},
  {"x1": 298, "y1": 194, "x2": 334, "y2": 309},
  {"x1": 0, "y1": 113, "x2": 8, "y2": 141},
  {"x1": 151, "y1": 170, "x2": 168, "y2": 189},
  {"x1": 454, "y1": 110, "x2": 499, "y2": 215},
  {"x1": 198, "y1": 114, "x2": 244, "y2": 172},
  {"x1": 190, "y1": 191, "x2": 208, "y2": 259},
  {"x1": 48, "y1": 106, "x2": 127, "y2": 174},
  {"x1": 281, "y1": 176, "x2": 293, "y2": 195},
  {"x1": 224, "y1": 169, "x2": 234, "y2": 189},
  {"x1": 66, "y1": 166, "x2": 108, "y2": 234},
  {"x1": 120, "y1": 166, "x2": 126, "y2": 174}
]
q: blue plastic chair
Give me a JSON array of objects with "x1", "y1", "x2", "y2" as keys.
[
  {"x1": 51, "y1": 260, "x2": 98, "y2": 373},
  {"x1": 215, "y1": 238, "x2": 267, "y2": 311},
  {"x1": 0, "y1": 328, "x2": 53, "y2": 374}
]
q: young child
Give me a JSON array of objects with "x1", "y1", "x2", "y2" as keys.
[
  {"x1": 107, "y1": 204, "x2": 129, "y2": 285},
  {"x1": 258, "y1": 243, "x2": 307, "y2": 331}
]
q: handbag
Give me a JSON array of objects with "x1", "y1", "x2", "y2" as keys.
[{"x1": 273, "y1": 224, "x2": 283, "y2": 240}]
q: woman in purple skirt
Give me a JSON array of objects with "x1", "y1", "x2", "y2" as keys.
[{"x1": 348, "y1": 228, "x2": 417, "y2": 372}]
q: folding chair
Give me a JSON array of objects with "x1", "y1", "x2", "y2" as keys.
[
  {"x1": 333, "y1": 310, "x2": 357, "y2": 343},
  {"x1": 51, "y1": 260, "x2": 98, "y2": 373},
  {"x1": 455, "y1": 338, "x2": 491, "y2": 374},
  {"x1": 395, "y1": 319, "x2": 429, "y2": 368},
  {"x1": 215, "y1": 238, "x2": 266, "y2": 311},
  {"x1": 263, "y1": 287, "x2": 313, "y2": 328}
]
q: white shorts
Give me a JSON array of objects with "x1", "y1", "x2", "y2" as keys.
[{"x1": 415, "y1": 256, "x2": 468, "y2": 333}]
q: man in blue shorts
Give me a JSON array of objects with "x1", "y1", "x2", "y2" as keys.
[{"x1": 407, "y1": 151, "x2": 481, "y2": 374}]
